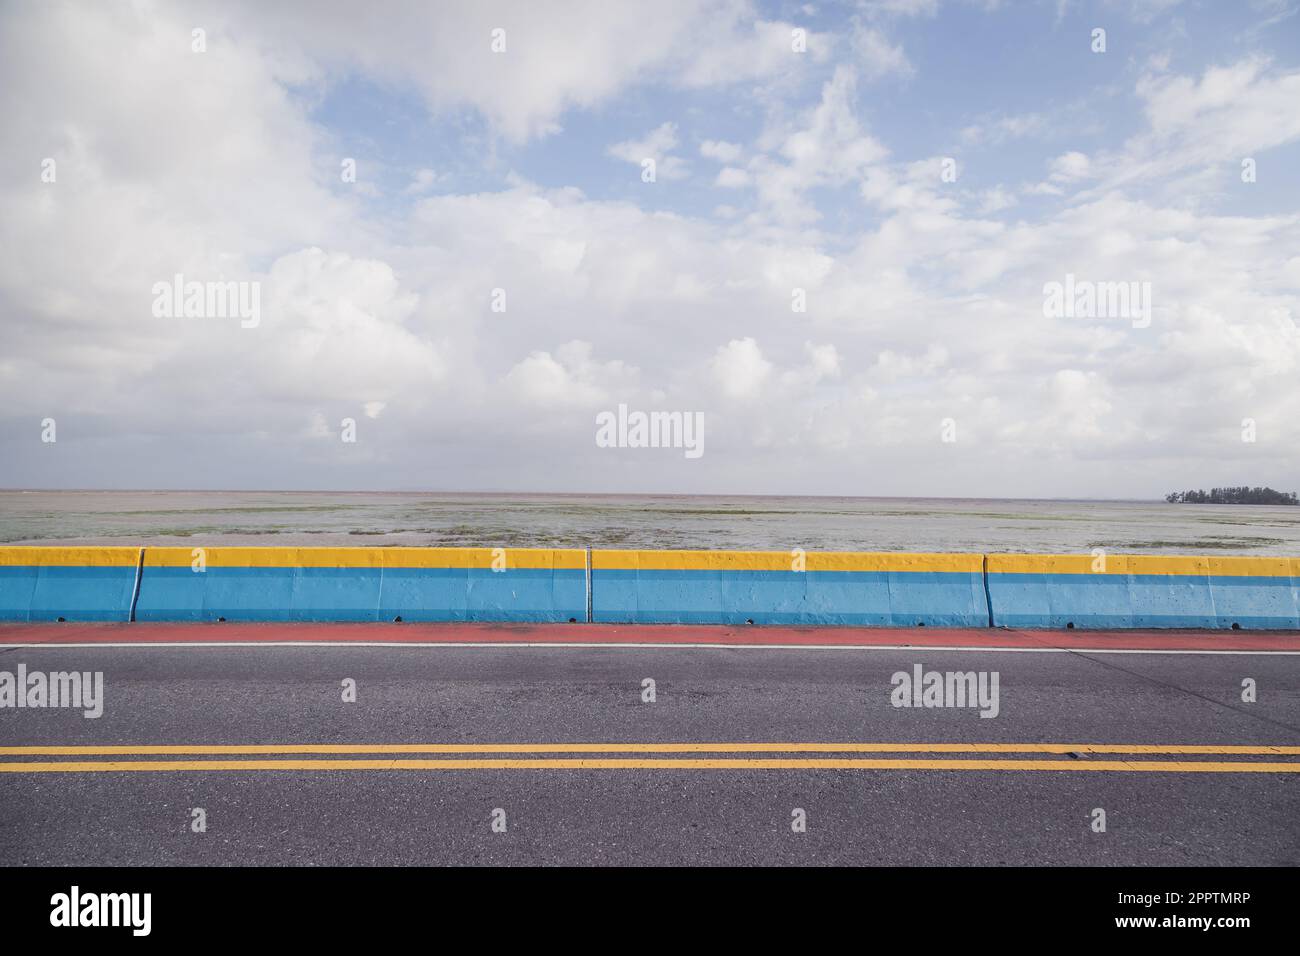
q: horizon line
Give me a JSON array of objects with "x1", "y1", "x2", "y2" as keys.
[{"x1": 0, "y1": 487, "x2": 1224, "y2": 504}]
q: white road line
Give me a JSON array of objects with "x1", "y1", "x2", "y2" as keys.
[{"x1": 1, "y1": 641, "x2": 1298, "y2": 655}]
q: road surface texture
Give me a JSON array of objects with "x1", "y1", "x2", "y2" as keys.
[{"x1": 1, "y1": 624, "x2": 1297, "y2": 865}]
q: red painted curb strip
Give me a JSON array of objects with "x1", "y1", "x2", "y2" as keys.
[{"x1": 1, "y1": 622, "x2": 1298, "y2": 651}]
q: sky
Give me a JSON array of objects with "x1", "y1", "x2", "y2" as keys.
[{"x1": 1, "y1": 0, "x2": 1298, "y2": 498}]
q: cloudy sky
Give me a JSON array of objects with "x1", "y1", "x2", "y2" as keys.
[{"x1": 1, "y1": 0, "x2": 1298, "y2": 497}]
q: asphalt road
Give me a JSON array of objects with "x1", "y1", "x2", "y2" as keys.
[{"x1": 1, "y1": 636, "x2": 1298, "y2": 865}]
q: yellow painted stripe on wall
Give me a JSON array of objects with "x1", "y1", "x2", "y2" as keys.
[
  {"x1": 2, "y1": 547, "x2": 1293, "y2": 574},
  {"x1": 1207, "y1": 556, "x2": 1298, "y2": 577},
  {"x1": 0, "y1": 547, "x2": 141, "y2": 567},
  {"x1": 987, "y1": 553, "x2": 1298, "y2": 577},
  {"x1": 592, "y1": 550, "x2": 983, "y2": 573},
  {"x1": 383, "y1": 548, "x2": 586, "y2": 570},
  {"x1": 143, "y1": 547, "x2": 586, "y2": 570}
]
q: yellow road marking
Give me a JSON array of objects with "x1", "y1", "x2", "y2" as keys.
[
  {"x1": 2, "y1": 742, "x2": 1298, "y2": 756},
  {"x1": 1, "y1": 757, "x2": 1298, "y2": 773}
]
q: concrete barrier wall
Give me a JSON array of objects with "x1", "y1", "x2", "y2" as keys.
[
  {"x1": 6, "y1": 546, "x2": 1299, "y2": 629},
  {"x1": 591, "y1": 550, "x2": 989, "y2": 626},
  {"x1": 0, "y1": 547, "x2": 141, "y2": 622},
  {"x1": 134, "y1": 547, "x2": 588, "y2": 623},
  {"x1": 986, "y1": 555, "x2": 1300, "y2": 629}
]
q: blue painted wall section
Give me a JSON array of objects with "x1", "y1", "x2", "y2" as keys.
[
  {"x1": 986, "y1": 555, "x2": 1300, "y2": 629},
  {"x1": 591, "y1": 550, "x2": 989, "y2": 626},
  {"x1": 0, "y1": 548, "x2": 142, "y2": 622},
  {"x1": 134, "y1": 547, "x2": 588, "y2": 623}
]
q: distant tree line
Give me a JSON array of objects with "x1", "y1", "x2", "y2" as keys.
[{"x1": 1165, "y1": 487, "x2": 1298, "y2": 505}]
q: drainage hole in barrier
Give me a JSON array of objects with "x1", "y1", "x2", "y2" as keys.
[
  {"x1": 216, "y1": 616, "x2": 226, "y2": 623},
  {"x1": 56, "y1": 616, "x2": 66, "y2": 623},
  {"x1": 1066, "y1": 622, "x2": 1075, "y2": 629},
  {"x1": 746, "y1": 618, "x2": 755, "y2": 625},
  {"x1": 568, "y1": 617, "x2": 577, "y2": 623},
  {"x1": 393, "y1": 616, "x2": 403, "y2": 623},
  {"x1": 1232, "y1": 622, "x2": 1241, "y2": 630}
]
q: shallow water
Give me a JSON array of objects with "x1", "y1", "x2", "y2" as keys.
[{"x1": 2, "y1": 491, "x2": 1298, "y2": 554}]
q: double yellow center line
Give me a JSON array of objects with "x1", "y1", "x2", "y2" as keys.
[{"x1": 1, "y1": 742, "x2": 1298, "y2": 773}]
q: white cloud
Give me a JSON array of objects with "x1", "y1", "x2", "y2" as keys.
[
  {"x1": 748, "y1": 66, "x2": 890, "y2": 224},
  {"x1": 233, "y1": 1, "x2": 711, "y2": 142},
  {"x1": 960, "y1": 112, "x2": 1048, "y2": 145},
  {"x1": 976, "y1": 186, "x2": 1018, "y2": 213},
  {"x1": 862, "y1": 0, "x2": 942, "y2": 16},
  {"x1": 1049, "y1": 151, "x2": 1092, "y2": 183},
  {"x1": 404, "y1": 169, "x2": 441, "y2": 194},
  {"x1": 780, "y1": 342, "x2": 842, "y2": 387},
  {"x1": 609, "y1": 122, "x2": 679, "y2": 163},
  {"x1": 1079, "y1": 57, "x2": 1300, "y2": 198},
  {"x1": 711, "y1": 338, "x2": 774, "y2": 399},
  {"x1": 676, "y1": 17, "x2": 834, "y2": 86},
  {"x1": 229, "y1": 1, "x2": 837, "y2": 142},
  {"x1": 609, "y1": 122, "x2": 689, "y2": 180},
  {"x1": 715, "y1": 167, "x2": 752, "y2": 188},
  {"x1": 851, "y1": 26, "x2": 913, "y2": 80},
  {"x1": 1114, "y1": 0, "x2": 1187, "y2": 22},
  {"x1": 504, "y1": 341, "x2": 634, "y2": 407},
  {"x1": 700, "y1": 139, "x2": 743, "y2": 163},
  {"x1": 873, "y1": 346, "x2": 949, "y2": 381}
]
